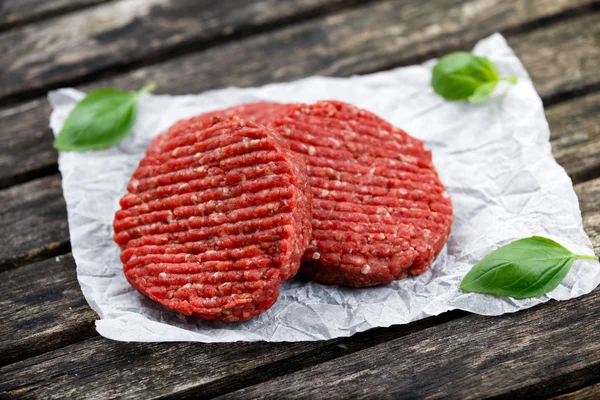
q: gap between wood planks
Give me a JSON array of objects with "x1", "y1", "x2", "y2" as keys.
[{"x1": 552, "y1": 382, "x2": 600, "y2": 400}]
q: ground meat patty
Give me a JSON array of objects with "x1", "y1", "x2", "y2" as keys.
[
  {"x1": 146, "y1": 102, "x2": 291, "y2": 157},
  {"x1": 272, "y1": 101, "x2": 453, "y2": 287},
  {"x1": 114, "y1": 116, "x2": 312, "y2": 321}
]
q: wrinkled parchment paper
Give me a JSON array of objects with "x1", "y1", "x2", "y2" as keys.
[{"x1": 49, "y1": 34, "x2": 599, "y2": 342}]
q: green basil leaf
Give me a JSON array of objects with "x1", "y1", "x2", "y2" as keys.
[
  {"x1": 53, "y1": 83, "x2": 156, "y2": 151},
  {"x1": 431, "y1": 52, "x2": 515, "y2": 103},
  {"x1": 460, "y1": 236, "x2": 597, "y2": 299},
  {"x1": 468, "y1": 81, "x2": 498, "y2": 104}
]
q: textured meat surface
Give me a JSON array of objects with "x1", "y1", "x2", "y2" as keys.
[
  {"x1": 114, "y1": 117, "x2": 312, "y2": 321},
  {"x1": 146, "y1": 102, "x2": 291, "y2": 157},
  {"x1": 272, "y1": 101, "x2": 453, "y2": 287}
]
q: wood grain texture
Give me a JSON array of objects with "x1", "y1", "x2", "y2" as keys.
[
  {"x1": 513, "y1": 8, "x2": 600, "y2": 103},
  {"x1": 549, "y1": 92, "x2": 600, "y2": 184},
  {"x1": 0, "y1": 175, "x2": 69, "y2": 270},
  {"x1": 0, "y1": 312, "x2": 464, "y2": 399},
  {"x1": 0, "y1": 0, "x2": 110, "y2": 31},
  {"x1": 0, "y1": 100, "x2": 56, "y2": 189},
  {"x1": 0, "y1": 0, "x2": 372, "y2": 101},
  {"x1": 0, "y1": 175, "x2": 598, "y2": 399},
  {"x1": 82, "y1": 0, "x2": 600, "y2": 96},
  {"x1": 552, "y1": 383, "x2": 600, "y2": 400},
  {"x1": 0, "y1": 254, "x2": 97, "y2": 367}
]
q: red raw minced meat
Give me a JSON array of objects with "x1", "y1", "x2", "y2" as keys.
[
  {"x1": 272, "y1": 101, "x2": 453, "y2": 287},
  {"x1": 146, "y1": 102, "x2": 292, "y2": 157},
  {"x1": 114, "y1": 116, "x2": 312, "y2": 321}
]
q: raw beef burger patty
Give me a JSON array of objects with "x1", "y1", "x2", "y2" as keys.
[
  {"x1": 272, "y1": 101, "x2": 453, "y2": 287},
  {"x1": 113, "y1": 116, "x2": 312, "y2": 321},
  {"x1": 146, "y1": 102, "x2": 291, "y2": 157}
]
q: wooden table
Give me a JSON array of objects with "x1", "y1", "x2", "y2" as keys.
[{"x1": 1, "y1": 0, "x2": 599, "y2": 398}]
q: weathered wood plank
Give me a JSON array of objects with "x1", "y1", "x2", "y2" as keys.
[
  {"x1": 0, "y1": 176, "x2": 598, "y2": 398},
  {"x1": 0, "y1": 254, "x2": 97, "y2": 367},
  {"x1": 0, "y1": 175, "x2": 69, "y2": 270},
  {"x1": 552, "y1": 383, "x2": 600, "y2": 400},
  {"x1": 513, "y1": 7, "x2": 600, "y2": 104},
  {"x1": 0, "y1": 0, "x2": 373, "y2": 102},
  {"x1": 0, "y1": 100, "x2": 56, "y2": 189},
  {"x1": 549, "y1": 92, "x2": 600, "y2": 185},
  {"x1": 0, "y1": 0, "x2": 110, "y2": 31},
  {"x1": 0, "y1": 310, "x2": 462, "y2": 399},
  {"x1": 1, "y1": 4, "x2": 599, "y2": 189},
  {"x1": 0, "y1": 176, "x2": 597, "y2": 398},
  {"x1": 219, "y1": 302, "x2": 600, "y2": 399}
]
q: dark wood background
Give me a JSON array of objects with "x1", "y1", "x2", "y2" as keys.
[{"x1": 1, "y1": 0, "x2": 599, "y2": 398}]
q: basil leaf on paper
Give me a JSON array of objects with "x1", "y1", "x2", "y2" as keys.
[
  {"x1": 431, "y1": 52, "x2": 516, "y2": 103},
  {"x1": 53, "y1": 83, "x2": 156, "y2": 151},
  {"x1": 460, "y1": 236, "x2": 598, "y2": 299}
]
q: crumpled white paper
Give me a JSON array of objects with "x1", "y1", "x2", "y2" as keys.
[{"x1": 49, "y1": 33, "x2": 599, "y2": 342}]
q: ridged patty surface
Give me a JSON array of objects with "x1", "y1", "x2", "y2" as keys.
[
  {"x1": 146, "y1": 102, "x2": 291, "y2": 157},
  {"x1": 272, "y1": 101, "x2": 453, "y2": 287},
  {"x1": 114, "y1": 117, "x2": 312, "y2": 320}
]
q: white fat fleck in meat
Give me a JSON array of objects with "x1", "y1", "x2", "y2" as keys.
[
  {"x1": 308, "y1": 146, "x2": 317, "y2": 156},
  {"x1": 312, "y1": 252, "x2": 321, "y2": 260},
  {"x1": 130, "y1": 180, "x2": 140, "y2": 190},
  {"x1": 361, "y1": 265, "x2": 371, "y2": 275}
]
